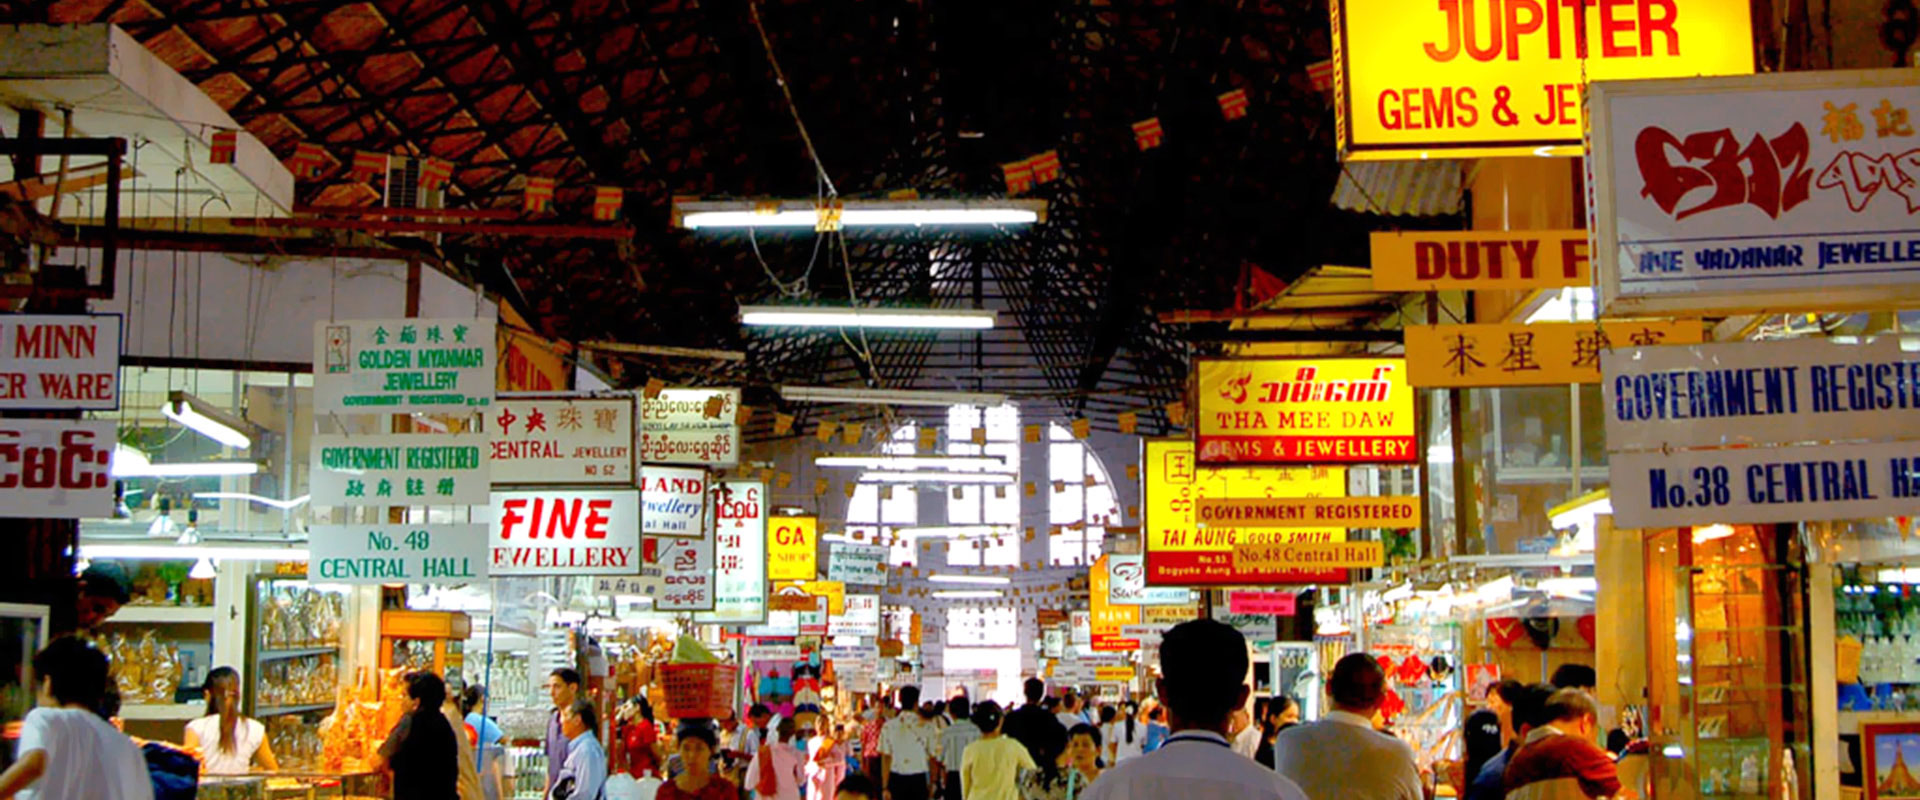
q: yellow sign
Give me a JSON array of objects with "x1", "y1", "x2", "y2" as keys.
[
  {"x1": 769, "y1": 584, "x2": 823, "y2": 612},
  {"x1": 1094, "y1": 666, "x2": 1135, "y2": 682},
  {"x1": 768, "y1": 516, "x2": 818, "y2": 581},
  {"x1": 1196, "y1": 358, "x2": 1415, "y2": 464},
  {"x1": 1333, "y1": 0, "x2": 1753, "y2": 160},
  {"x1": 1089, "y1": 555, "x2": 1139, "y2": 651},
  {"x1": 1141, "y1": 603, "x2": 1202, "y2": 626},
  {"x1": 1404, "y1": 321, "x2": 1703, "y2": 388},
  {"x1": 1233, "y1": 541, "x2": 1385, "y2": 571},
  {"x1": 1142, "y1": 439, "x2": 1348, "y2": 587},
  {"x1": 774, "y1": 580, "x2": 845, "y2": 616},
  {"x1": 1198, "y1": 496, "x2": 1422, "y2": 529},
  {"x1": 1371, "y1": 230, "x2": 1590, "y2": 291}
]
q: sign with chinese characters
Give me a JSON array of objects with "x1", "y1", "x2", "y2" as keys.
[
  {"x1": 1070, "y1": 610, "x2": 1092, "y2": 649},
  {"x1": 1195, "y1": 359, "x2": 1415, "y2": 464},
  {"x1": 0, "y1": 315, "x2": 122, "y2": 410},
  {"x1": 1089, "y1": 555, "x2": 1140, "y2": 652},
  {"x1": 1233, "y1": 541, "x2": 1385, "y2": 571},
  {"x1": 489, "y1": 394, "x2": 636, "y2": 486},
  {"x1": 1602, "y1": 339, "x2": 1920, "y2": 452},
  {"x1": 1198, "y1": 496, "x2": 1423, "y2": 528},
  {"x1": 0, "y1": 419, "x2": 115, "y2": 518},
  {"x1": 1142, "y1": 439, "x2": 1348, "y2": 586},
  {"x1": 1609, "y1": 438, "x2": 1920, "y2": 528},
  {"x1": 310, "y1": 434, "x2": 491, "y2": 506},
  {"x1": 768, "y1": 516, "x2": 818, "y2": 581},
  {"x1": 595, "y1": 575, "x2": 655, "y2": 596},
  {"x1": 313, "y1": 318, "x2": 495, "y2": 413},
  {"x1": 640, "y1": 388, "x2": 740, "y2": 466},
  {"x1": 1405, "y1": 321, "x2": 1703, "y2": 387},
  {"x1": 308, "y1": 524, "x2": 487, "y2": 584},
  {"x1": 826, "y1": 542, "x2": 889, "y2": 586},
  {"x1": 490, "y1": 490, "x2": 642, "y2": 575},
  {"x1": 1228, "y1": 591, "x2": 1299, "y2": 616},
  {"x1": 1332, "y1": 0, "x2": 1753, "y2": 160},
  {"x1": 653, "y1": 533, "x2": 714, "y2": 611},
  {"x1": 829, "y1": 594, "x2": 881, "y2": 637},
  {"x1": 1371, "y1": 231, "x2": 1590, "y2": 291},
  {"x1": 697, "y1": 481, "x2": 768, "y2": 625},
  {"x1": 641, "y1": 465, "x2": 706, "y2": 537},
  {"x1": 1590, "y1": 69, "x2": 1920, "y2": 315},
  {"x1": 1104, "y1": 554, "x2": 1193, "y2": 606}
]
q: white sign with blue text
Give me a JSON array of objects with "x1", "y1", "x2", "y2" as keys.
[
  {"x1": 1610, "y1": 439, "x2": 1920, "y2": 528},
  {"x1": 308, "y1": 524, "x2": 488, "y2": 584},
  {"x1": 641, "y1": 464, "x2": 706, "y2": 537},
  {"x1": 826, "y1": 542, "x2": 888, "y2": 586}
]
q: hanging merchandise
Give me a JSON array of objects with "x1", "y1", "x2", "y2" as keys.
[
  {"x1": 350, "y1": 150, "x2": 387, "y2": 182},
  {"x1": 209, "y1": 129, "x2": 237, "y2": 163},
  {"x1": 523, "y1": 176, "x2": 555, "y2": 212}
]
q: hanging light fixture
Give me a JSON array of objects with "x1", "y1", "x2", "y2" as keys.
[
  {"x1": 815, "y1": 455, "x2": 1011, "y2": 471},
  {"x1": 112, "y1": 446, "x2": 260, "y2": 478},
  {"x1": 161, "y1": 390, "x2": 255, "y2": 449},
  {"x1": 859, "y1": 472, "x2": 1015, "y2": 485},
  {"x1": 675, "y1": 198, "x2": 1045, "y2": 230},
  {"x1": 780, "y1": 386, "x2": 1008, "y2": 407},
  {"x1": 742, "y1": 305, "x2": 996, "y2": 330},
  {"x1": 188, "y1": 558, "x2": 216, "y2": 580}
]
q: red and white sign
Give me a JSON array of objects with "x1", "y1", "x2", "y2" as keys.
[
  {"x1": 489, "y1": 490, "x2": 641, "y2": 575},
  {"x1": 640, "y1": 388, "x2": 740, "y2": 466},
  {"x1": 698, "y1": 481, "x2": 768, "y2": 624},
  {"x1": 641, "y1": 465, "x2": 706, "y2": 537},
  {"x1": 1228, "y1": 591, "x2": 1298, "y2": 616},
  {"x1": 0, "y1": 420, "x2": 116, "y2": 518},
  {"x1": 0, "y1": 315, "x2": 121, "y2": 410},
  {"x1": 654, "y1": 533, "x2": 714, "y2": 611},
  {"x1": 490, "y1": 394, "x2": 636, "y2": 486}
]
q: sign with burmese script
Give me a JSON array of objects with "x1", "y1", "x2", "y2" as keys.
[
  {"x1": 0, "y1": 419, "x2": 116, "y2": 518},
  {"x1": 311, "y1": 434, "x2": 491, "y2": 506},
  {"x1": 1143, "y1": 439, "x2": 1348, "y2": 586},
  {"x1": 489, "y1": 394, "x2": 635, "y2": 486},
  {"x1": 1232, "y1": 541, "x2": 1385, "y2": 572},
  {"x1": 1332, "y1": 0, "x2": 1753, "y2": 160},
  {"x1": 641, "y1": 388, "x2": 740, "y2": 466},
  {"x1": 1371, "y1": 231, "x2": 1590, "y2": 291},
  {"x1": 827, "y1": 541, "x2": 889, "y2": 586},
  {"x1": 1406, "y1": 321, "x2": 1703, "y2": 387},
  {"x1": 1590, "y1": 69, "x2": 1920, "y2": 316},
  {"x1": 314, "y1": 318, "x2": 495, "y2": 413},
  {"x1": 1602, "y1": 339, "x2": 1920, "y2": 452},
  {"x1": 1196, "y1": 358, "x2": 1415, "y2": 464},
  {"x1": 641, "y1": 465, "x2": 706, "y2": 537},
  {"x1": 1199, "y1": 496, "x2": 1422, "y2": 528},
  {"x1": 654, "y1": 534, "x2": 714, "y2": 611},
  {"x1": 490, "y1": 490, "x2": 641, "y2": 575},
  {"x1": 0, "y1": 314, "x2": 122, "y2": 410},
  {"x1": 697, "y1": 481, "x2": 768, "y2": 625},
  {"x1": 308, "y1": 524, "x2": 486, "y2": 584},
  {"x1": 1610, "y1": 439, "x2": 1920, "y2": 528}
]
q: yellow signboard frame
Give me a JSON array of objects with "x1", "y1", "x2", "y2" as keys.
[
  {"x1": 1141, "y1": 439, "x2": 1350, "y2": 587},
  {"x1": 1198, "y1": 496, "x2": 1422, "y2": 529},
  {"x1": 1371, "y1": 230, "x2": 1590, "y2": 291},
  {"x1": 768, "y1": 516, "x2": 818, "y2": 581},
  {"x1": 1195, "y1": 358, "x2": 1416, "y2": 465},
  {"x1": 1404, "y1": 321, "x2": 1702, "y2": 388}
]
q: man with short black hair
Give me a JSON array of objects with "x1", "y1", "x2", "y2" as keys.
[
  {"x1": 0, "y1": 637, "x2": 152, "y2": 799},
  {"x1": 1467, "y1": 683, "x2": 1554, "y2": 800},
  {"x1": 1273, "y1": 653, "x2": 1422, "y2": 800},
  {"x1": 1001, "y1": 678, "x2": 1064, "y2": 775},
  {"x1": 545, "y1": 668, "x2": 583, "y2": 791},
  {"x1": 1503, "y1": 689, "x2": 1621, "y2": 799},
  {"x1": 1549, "y1": 664, "x2": 1596, "y2": 692},
  {"x1": 878, "y1": 686, "x2": 937, "y2": 800},
  {"x1": 934, "y1": 696, "x2": 977, "y2": 800},
  {"x1": 1080, "y1": 620, "x2": 1306, "y2": 800}
]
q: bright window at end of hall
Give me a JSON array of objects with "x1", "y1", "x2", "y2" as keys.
[
  {"x1": 946, "y1": 405, "x2": 1020, "y2": 567},
  {"x1": 1048, "y1": 422, "x2": 1118, "y2": 566},
  {"x1": 948, "y1": 606, "x2": 1018, "y2": 647},
  {"x1": 846, "y1": 424, "x2": 921, "y2": 565}
]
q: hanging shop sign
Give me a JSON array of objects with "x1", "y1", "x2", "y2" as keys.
[
  {"x1": 698, "y1": 480, "x2": 769, "y2": 625},
  {"x1": 1143, "y1": 439, "x2": 1348, "y2": 586},
  {"x1": 829, "y1": 593, "x2": 882, "y2": 637},
  {"x1": 308, "y1": 524, "x2": 487, "y2": 584},
  {"x1": 640, "y1": 388, "x2": 740, "y2": 466},
  {"x1": 490, "y1": 489, "x2": 642, "y2": 575},
  {"x1": 1197, "y1": 496, "x2": 1423, "y2": 528},
  {"x1": 770, "y1": 583, "x2": 819, "y2": 612},
  {"x1": 1090, "y1": 555, "x2": 1141, "y2": 652},
  {"x1": 744, "y1": 643, "x2": 802, "y2": 663},
  {"x1": 1610, "y1": 439, "x2": 1920, "y2": 527},
  {"x1": 489, "y1": 394, "x2": 636, "y2": 486},
  {"x1": 310, "y1": 434, "x2": 491, "y2": 506},
  {"x1": 1094, "y1": 666, "x2": 1135, "y2": 683},
  {"x1": 1037, "y1": 609, "x2": 1068, "y2": 627},
  {"x1": 1105, "y1": 554, "x2": 1193, "y2": 606},
  {"x1": 641, "y1": 465, "x2": 706, "y2": 537},
  {"x1": 1371, "y1": 231, "x2": 1590, "y2": 291},
  {"x1": 1405, "y1": 321, "x2": 1703, "y2": 387},
  {"x1": 654, "y1": 533, "x2": 715, "y2": 612},
  {"x1": 313, "y1": 318, "x2": 496, "y2": 413},
  {"x1": 596, "y1": 575, "x2": 655, "y2": 596},
  {"x1": 798, "y1": 597, "x2": 830, "y2": 636},
  {"x1": 1331, "y1": 0, "x2": 1753, "y2": 161},
  {"x1": 1119, "y1": 625, "x2": 1166, "y2": 643},
  {"x1": 774, "y1": 580, "x2": 846, "y2": 616},
  {"x1": 826, "y1": 541, "x2": 889, "y2": 586},
  {"x1": 1602, "y1": 339, "x2": 1920, "y2": 452},
  {"x1": 1070, "y1": 610, "x2": 1092, "y2": 649},
  {"x1": 0, "y1": 419, "x2": 115, "y2": 518},
  {"x1": 1228, "y1": 591, "x2": 1299, "y2": 616},
  {"x1": 1589, "y1": 69, "x2": 1920, "y2": 316},
  {"x1": 1233, "y1": 540, "x2": 1386, "y2": 571},
  {"x1": 768, "y1": 515, "x2": 818, "y2": 581},
  {"x1": 1141, "y1": 603, "x2": 1203, "y2": 626},
  {"x1": 745, "y1": 611, "x2": 802, "y2": 638},
  {"x1": 0, "y1": 314, "x2": 122, "y2": 410},
  {"x1": 1195, "y1": 358, "x2": 1415, "y2": 465}
]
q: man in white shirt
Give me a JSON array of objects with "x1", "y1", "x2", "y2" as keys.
[
  {"x1": 0, "y1": 637, "x2": 153, "y2": 800},
  {"x1": 878, "y1": 686, "x2": 937, "y2": 800},
  {"x1": 1273, "y1": 653, "x2": 1424, "y2": 800},
  {"x1": 1229, "y1": 707, "x2": 1261, "y2": 759},
  {"x1": 1055, "y1": 691, "x2": 1087, "y2": 731},
  {"x1": 1080, "y1": 620, "x2": 1307, "y2": 800}
]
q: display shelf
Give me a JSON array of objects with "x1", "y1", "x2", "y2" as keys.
[
  {"x1": 119, "y1": 702, "x2": 202, "y2": 721},
  {"x1": 257, "y1": 702, "x2": 336, "y2": 717},
  {"x1": 259, "y1": 645, "x2": 339, "y2": 662},
  {"x1": 106, "y1": 606, "x2": 218, "y2": 624}
]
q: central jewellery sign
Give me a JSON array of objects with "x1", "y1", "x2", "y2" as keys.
[
  {"x1": 489, "y1": 394, "x2": 635, "y2": 486},
  {"x1": 1196, "y1": 358, "x2": 1415, "y2": 464}
]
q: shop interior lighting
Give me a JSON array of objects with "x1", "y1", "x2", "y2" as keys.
[
  {"x1": 929, "y1": 574, "x2": 1014, "y2": 585},
  {"x1": 743, "y1": 306, "x2": 997, "y2": 330},
  {"x1": 1547, "y1": 491, "x2": 1612, "y2": 531},
  {"x1": 78, "y1": 543, "x2": 309, "y2": 562},
  {"x1": 162, "y1": 390, "x2": 255, "y2": 449},
  {"x1": 779, "y1": 386, "x2": 1009, "y2": 408},
  {"x1": 815, "y1": 455, "x2": 1012, "y2": 471},
  {"x1": 1520, "y1": 287, "x2": 1596, "y2": 324},
  {"x1": 1535, "y1": 576, "x2": 1599, "y2": 597},
  {"x1": 1880, "y1": 568, "x2": 1920, "y2": 583},
  {"x1": 1380, "y1": 583, "x2": 1414, "y2": 603},
  {"x1": 1473, "y1": 575, "x2": 1517, "y2": 604},
  {"x1": 860, "y1": 471, "x2": 1015, "y2": 485},
  {"x1": 676, "y1": 198, "x2": 1046, "y2": 230},
  {"x1": 930, "y1": 590, "x2": 1004, "y2": 599},
  {"x1": 193, "y1": 492, "x2": 311, "y2": 510},
  {"x1": 188, "y1": 558, "x2": 216, "y2": 580},
  {"x1": 1692, "y1": 523, "x2": 1737, "y2": 543}
]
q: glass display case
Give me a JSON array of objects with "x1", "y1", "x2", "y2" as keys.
[
  {"x1": 245, "y1": 575, "x2": 349, "y2": 771},
  {"x1": 196, "y1": 772, "x2": 381, "y2": 800}
]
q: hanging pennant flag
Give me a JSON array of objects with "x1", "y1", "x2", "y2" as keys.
[
  {"x1": 351, "y1": 151, "x2": 388, "y2": 182},
  {"x1": 881, "y1": 485, "x2": 895, "y2": 500},
  {"x1": 918, "y1": 427, "x2": 939, "y2": 452},
  {"x1": 1024, "y1": 425, "x2": 1041, "y2": 444},
  {"x1": 841, "y1": 423, "x2": 864, "y2": 446},
  {"x1": 1307, "y1": 60, "x2": 1335, "y2": 93},
  {"x1": 1002, "y1": 158, "x2": 1035, "y2": 195},
  {"x1": 523, "y1": 176, "x2": 555, "y2": 212},
  {"x1": 1132, "y1": 118, "x2": 1164, "y2": 150},
  {"x1": 209, "y1": 130, "x2": 238, "y2": 164},
  {"x1": 288, "y1": 142, "x2": 328, "y2": 178},
  {"x1": 970, "y1": 428, "x2": 987, "y2": 446},
  {"x1": 1071, "y1": 418, "x2": 1091, "y2": 439},
  {"x1": 735, "y1": 404, "x2": 754, "y2": 426},
  {"x1": 844, "y1": 481, "x2": 857, "y2": 498},
  {"x1": 593, "y1": 186, "x2": 623, "y2": 221},
  {"x1": 815, "y1": 478, "x2": 830, "y2": 496},
  {"x1": 777, "y1": 471, "x2": 792, "y2": 488},
  {"x1": 1166, "y1": 401, "x2": 1189, "y2": 428},
  {"x1": 1118, "y1": 412, "x2": 1138, "y2": 434},
  {"x1": 1124, "y1": 464, "x2": 1139, "y2": 482},
  {"x1": 1218, "y1": 88, "x2": 1251, "y2": 120},
  {"x1": 419, "y1": 157, "x2": 453, "y2": 191},
  {"x1": 815, "y1": 198, "x2": 844, "y2": 232},
  {"x1": 1030, "y1": 151, "x2": 1063, "y2": 184},
  {"x1": 643, "y1": 378, "x2": 666, "y2": 399},
  {"x1": 816, "y1": 421, "x2": 838, "y2": 443},
  {"x1": 774, "y1": 413, "x2": 796, "y2": 436},
  {"x1": 888, "y1": 188, "x2": 920, "y2": 200},
  {"x1": 702, "y1": 394, "x2": 726, "y2": 419}
]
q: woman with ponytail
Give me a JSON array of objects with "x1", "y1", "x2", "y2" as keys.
[{"x1": 183, "y1": 667, "x2": 278, "y2": 774}]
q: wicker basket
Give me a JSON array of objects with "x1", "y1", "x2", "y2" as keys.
[{"x1": 660, "y1": 662, "x2": 738, "y2": 719}]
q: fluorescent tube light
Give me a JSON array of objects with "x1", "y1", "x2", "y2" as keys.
[
  {"x1": 815, "y1": 455, "x2": 1011, "y2": 471},
  {"x1": 743, "y1": 306, "x2": 996, "y2": 330},
  {"x1": 779, "y1": 386, "x2": 1008, "y2": 407},
  {"x1": 676, "y1": 198, "x2": 1046, "y2": 230},
  {"x1": 930, "y1": 590, "x2": 1004, "y2": 599},
  {"x1": 115, "y1": 461, "x2": 261, "y2": 478},
  {"x1": 1536, "y1": 577, "x2": 1598, "y2": 596},
  {"x1": 162, "y1": 390, "x2": 254, "y2": 449},
  {"x1": 860, "y1": 471, "x2": 1015, "y2": 485},
  {"x1": 194, "y1": 493, "x2": 311, "y2": 510},
  {"x1": 1693, "y1": 523, "x2": 1737, "y2": 543},
  {"x1": 78, "y1": 543, "x2": 309, "y2": 562},
  {"x1": 895, "y1": 525, "x2": 1016, "y2": 538},
  {"x1": 929, "y1": 575, "x2": 1013, "y2": 585}
]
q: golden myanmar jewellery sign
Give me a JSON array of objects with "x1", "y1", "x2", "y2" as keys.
[
  {"x1": 1404, "y1": 321, "x2": 1704, "y2": 387},
  {"x1": 1331, "y1": 0, "x2": 1753, "y2": 160},
  {"x1": 1196, "y1": 358, "x2": 1416, "y2": 465}
]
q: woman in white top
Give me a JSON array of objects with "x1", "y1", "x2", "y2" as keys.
[
  {"x1": 183, "y1": 667, "x2": 279, "y2": 775},
  {"x1": 1101, "y1": 704, "x2": 1144, "y2": 765}
]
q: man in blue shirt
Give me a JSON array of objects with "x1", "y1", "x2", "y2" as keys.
[
  {"x1": 551, "y1": 699, "x2": 607, "y2": 800},
  {"x1": 1466, "y1": 683, "x2": 1553, "y2": 800},
  {"x1": 545, "y1": 669, "x2": 583, "y2": 791}
]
